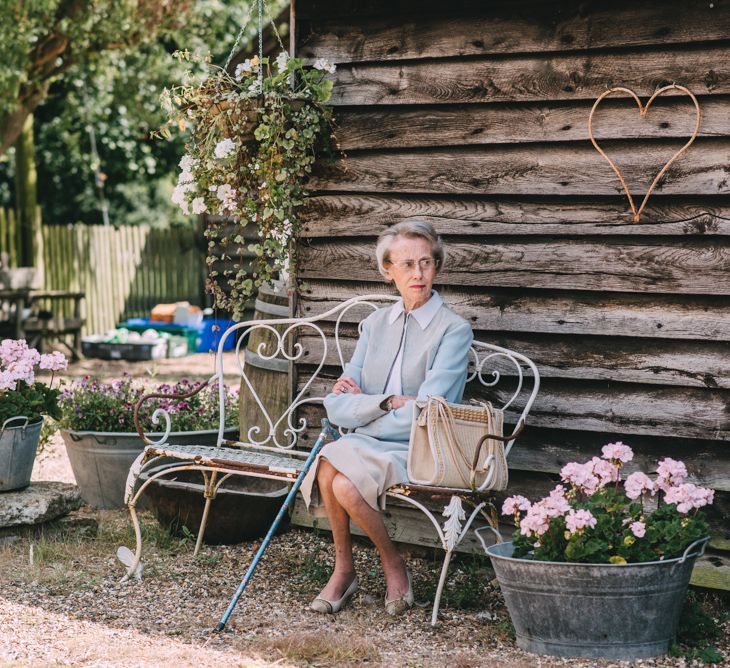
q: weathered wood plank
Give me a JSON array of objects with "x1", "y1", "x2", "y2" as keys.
[
  {"x1": 297, "y1": 0, "x2": 583, "y2": 20},
  {"x1": 297, "y1": 282, "x2": 730, "y2": 342},
  {"x1": 310, "y1": 141, "x2": 730, "y2": 197},
  {"x1": 298, "y1": 239, "x2": 730, "y2": 295},
  {"x1": 332, "y1": 97, "x2": 730, "y2": 150},
  {"x1": 291, "y1": 497, "x2": 486, "y2": 554},
  {"x1": 295, "y1": 376, "x2": 730, "y2": 439},
  {"x1": 299, "y1": 2, "x2": 730, "y2": 61},
  {"x1": 301, "y1": 195, "x2": 730, "y2": 237},
  {"x1": 295, "y1": 401, "x2": 730, "y2": 490},
  {"x1": 297, "y1": 332, "x2": 730, "y2": 389},
  {"x1": 327, "y1": 45, "x2": 730, "y2": 106}
]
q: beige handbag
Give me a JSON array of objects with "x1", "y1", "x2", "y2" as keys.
[{"x1": 407, "y1": 395, "x2": 508, "y2": 491}]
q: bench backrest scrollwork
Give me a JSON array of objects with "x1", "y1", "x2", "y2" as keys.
[{"x1": 135, "y1": 295, "x2": 540, "y2": 455}]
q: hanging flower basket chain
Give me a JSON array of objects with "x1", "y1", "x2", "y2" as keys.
[{"x1": 162, "y1": 4, "x2": 337, "y2": 319}]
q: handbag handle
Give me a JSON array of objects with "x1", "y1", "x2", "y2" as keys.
[{"x1": 470, "y1": 420, "x2": 525, "y2": 473}]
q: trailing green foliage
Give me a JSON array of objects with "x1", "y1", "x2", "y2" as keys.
[{"x1": 164, "y1": 50, "x2": 336, "y2": 318}]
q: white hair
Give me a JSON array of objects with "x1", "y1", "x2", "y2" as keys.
[{"x1": 375, "y1": 219, "x2": 445, "y2": 280}]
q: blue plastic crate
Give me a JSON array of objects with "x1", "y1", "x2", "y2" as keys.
[{"x1": 197, "y1": 319, "x2": 238, "y2": 352}]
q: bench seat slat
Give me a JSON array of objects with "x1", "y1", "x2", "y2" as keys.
[{"x1": 144, "y1": 444, "x2": 304, "y2": 477}]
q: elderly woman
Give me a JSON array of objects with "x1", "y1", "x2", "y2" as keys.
[{"x1": 301, "y1": 220, "x2": 473, "y2": 616}]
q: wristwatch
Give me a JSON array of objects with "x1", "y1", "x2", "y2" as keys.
[{"x1": 380, "y1": 395, "x2": 394, "y2": 411}]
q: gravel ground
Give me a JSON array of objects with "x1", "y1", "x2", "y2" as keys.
[{"x1": 4, "y1": 354, "x2": 726, "y2": 667}]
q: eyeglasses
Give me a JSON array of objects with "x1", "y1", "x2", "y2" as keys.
[{"x1": 386, "y1": 257, "x2": 436, "y2": 272}]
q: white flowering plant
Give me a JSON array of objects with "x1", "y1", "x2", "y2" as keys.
[
  {"x1": 161, "y1": 49, "x2": 337, "y2": 319},
  {"x1": 503, "y1": 443, "x2": 712, "y2": 564},
  {"x1": 0, "y1": 339, "x2": 68, "y2": 425}
]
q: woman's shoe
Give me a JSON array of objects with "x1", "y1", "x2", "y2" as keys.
[
  {"x1": 385, "y1": 569, "x2": 414, "y2": 616},
  {"x1": 310, "y1": 577, "x2": 359, "y2": 614}
]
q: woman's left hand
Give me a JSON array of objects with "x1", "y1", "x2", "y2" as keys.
[
  {"x1": 390, "y1": 395, "x2": 416, "y2": 410},
  {"x1": 333, "y1": 376, "x2": 362, "y2": 395}
]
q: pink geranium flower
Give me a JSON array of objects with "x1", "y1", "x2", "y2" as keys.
[
  {"x1": 560, "y1": 461, "x2": 600, "y2": 494},
  {"x1": 601, "y1": 441, "x2": 634, "y2": 464},
  {"x1": 39, "y1": 351, "x2": 69, "y2": 371},
  {"x1": 502, "y1": 495, "x2": 531, "y2": 516},
  {"x1": 565, "y1": 509, "x2": 597, "y2": 534},
  {"x1": 590, "y1": 456, "x2": 619, "y2": 486},
  {"x1": 624, "y1": 472, "x2": 656, "y2": 500},
  {"x1": 664, "y1": 483, "x2": 714, "y2": 514},
  {"x1": 656, "y1": 458, "x2": 688, "y2": 490},
  {"x1": 630, "y1": 521, "x2": 646, "y2": 538}
]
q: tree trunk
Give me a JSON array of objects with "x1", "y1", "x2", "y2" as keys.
[{"x1": 14, "y1": 114, "x2": 42, "y2": 274}]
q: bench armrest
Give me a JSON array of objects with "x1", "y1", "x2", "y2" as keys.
[{"x1": 134, "y1": 379, "x2": 211, "y2": 444}]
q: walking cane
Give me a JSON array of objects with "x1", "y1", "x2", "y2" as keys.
[{"x1": 215, "y1": 418, "x2": 339, "y2": 632}]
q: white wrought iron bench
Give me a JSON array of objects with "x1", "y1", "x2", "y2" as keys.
[{"x1": 120, "y1": 294, "x2": 540, "y2": 627}]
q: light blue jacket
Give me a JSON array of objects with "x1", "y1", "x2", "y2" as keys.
[{"x1": 323, "y1": 293, "x2": 473, "y2": 442}]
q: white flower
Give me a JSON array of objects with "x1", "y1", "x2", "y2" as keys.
[
  {"x1": 171, "y1": 185, "x2": 190, "y2": 214},
  {"x1": 178, "y1": 154, "x2": 196, "y2": 171},
  {"x1": 313, "y1": 57, "x2": 336, "y2": 74},
  {"x1": 275, "y1": 51, "x2": 289, "y2": 72},
  {"x1": 191, "y1": 197, "x2": 207, "y2": 215},
  {"x1": 214, "y1": 138, "x2": 236, "y2": 159},
  {"x1": 215, "y1": 184, "x2": 237, "y2": 212},
  {"x1": 247, "y1": 79, "x2": 262, "y2": 95},
  {"x1": 178, "y1": 169, "x2": 194, "y2": 184},
  {"x1": 234, "y1": 58, "x2": 259, "y2": 80}
]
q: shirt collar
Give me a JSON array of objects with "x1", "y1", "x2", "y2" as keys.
[{"x1": 387, "y1": 290, "x2": 443, "y2": 328}]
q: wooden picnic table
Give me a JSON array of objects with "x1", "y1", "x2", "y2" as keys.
[{"x1": 0, "y1": 289, "x2": 85, "y2": 359}]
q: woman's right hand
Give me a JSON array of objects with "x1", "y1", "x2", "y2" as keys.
[{"x1": 333, "y1": 376, "x2": 362, "y2": 395}]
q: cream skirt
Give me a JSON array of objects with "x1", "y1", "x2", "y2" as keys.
[{"x1": 300, "y1": 433, "x2": 409, "y2": 517}]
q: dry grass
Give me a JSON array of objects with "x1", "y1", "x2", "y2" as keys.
[{"x1": 260, "y1": 630, "x2": 381, "y2": 666}]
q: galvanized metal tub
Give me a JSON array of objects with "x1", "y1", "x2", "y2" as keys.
[
  {"x1": 60, "y1": 427, "x2": 239, "y2": 509},
  {"x1": 0, "y1": 417, "x2": 43, "y2": 491},
  {"x1": 485, "y1": 539, "x2": 708, "y2": 660}
]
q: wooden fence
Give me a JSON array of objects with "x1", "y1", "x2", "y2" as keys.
[{"x1": 1, "y1": 209, "x2": 206, "y2": 335}]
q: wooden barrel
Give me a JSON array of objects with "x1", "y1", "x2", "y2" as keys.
[{"x1": 239, "y1": 282, "x2": 292, "y2": 446}]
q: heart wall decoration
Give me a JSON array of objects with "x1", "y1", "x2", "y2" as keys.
[{"x1": 588, "y1": 84, "x2": 701, "y2": 223}]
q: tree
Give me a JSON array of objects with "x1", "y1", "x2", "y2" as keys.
[{"x1": 0, "y1": 0, "x2": 193, "y2": 157}]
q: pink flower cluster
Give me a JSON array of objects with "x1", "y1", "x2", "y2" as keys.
[
  {"x1": 565, "y1": 509, "x2": 597, "y2": 534},
  {"x1": 664, "y1": 483, "x2": 714, "y2": 514},
  {"x1": 624, "y1": 471, "x2": 656, "y2": 500},
  {"x1": 0, "y1": 339, "x2": 67, "y2": 391},
  {"x1": 656, "y1": 457, "x2": 687, "y2": 491},
  {"x1": 601, "y1": 441, "x2": 634, "y2": 463},
  {"x1": 560, "y1": 455, "x2": 620, "y2": 495},
  {"x1": 514, "y1": 485, "x2": 571, "y2": 537},
  {"x1": 502, "y1": 495, "x2": 531, "y2": 515}
]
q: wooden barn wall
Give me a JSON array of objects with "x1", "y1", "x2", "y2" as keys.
[{"x1": 292, "y1": 0, "x2": 730, "y2": 542}]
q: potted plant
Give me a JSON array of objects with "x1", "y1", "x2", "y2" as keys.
[
  {"x1": 57, "y1": 375, "x2": 239, "y2": 508},
  {"x1": 0, "y1": 339, "x2": 67, "y2": 491},
  {"x1": 162, "y1": 49, "x2": 337, "y2": 319},
  {"x1": 484, "y1": 443, "x2": 713, "y2": 660}
]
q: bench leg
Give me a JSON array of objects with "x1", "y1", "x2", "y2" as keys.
[
  {"x1": 121, "y1": 502, "x2": 144, "y2": 583},
  {"x1": 431, "y1": 549, "x2": 453, "y2": 626},
  {"x1": 194, "y1": 496, "x2": 214, "y2": 557}
]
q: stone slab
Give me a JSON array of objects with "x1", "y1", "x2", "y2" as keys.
[{"x1": 0, "y1": 482, "x2": 82, "y2": 528}]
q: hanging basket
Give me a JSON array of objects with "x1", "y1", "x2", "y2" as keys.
[{"x1": 209, "y1": 99, "x2": 261, "y2": 143}]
